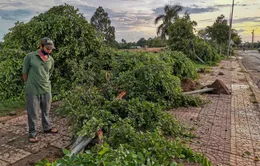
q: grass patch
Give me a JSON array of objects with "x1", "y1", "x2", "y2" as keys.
[
  {"x1": 194, "y1": 62, "x2": 211, "y2": 70},
  {"x1": 0, "y1": 100, "x2": 25, "y2": 116},
  {"x1": 220, "y1": 55, "x2": 232, "y2": 60}
]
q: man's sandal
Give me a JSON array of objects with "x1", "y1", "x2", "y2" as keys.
[
  {"x1": 44, "y1": 128, "x2": 58, "y2": 134},
  {"x1": 28, "y1": 137, "x2": 38, "y2": 143}
]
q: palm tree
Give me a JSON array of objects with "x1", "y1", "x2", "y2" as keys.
[{"x1": 154, "y1": 4, "x2": 183, "y2": 40}]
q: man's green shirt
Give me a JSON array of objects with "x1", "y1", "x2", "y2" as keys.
[{"x1": 22, "y1": 50, "x2": 54, "y2": 95}]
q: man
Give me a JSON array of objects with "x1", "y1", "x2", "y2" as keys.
[{"x1": 22, "y1": 37, "x2": 58, "y2": 143}]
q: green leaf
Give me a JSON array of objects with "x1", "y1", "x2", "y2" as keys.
[
  {"x1": 98, "y1": 147, "x2": 110, "y2": 156},
  {"x1": 137, "y1": 152, "x2": 145, "y2": 161},
  {"x1": 62, "y1": 148, "x2": 70, "y2": 155}
]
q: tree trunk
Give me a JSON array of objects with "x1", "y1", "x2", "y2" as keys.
[
  {"x1": 192, "y1": 39, "x2": 205, "y2": 64},
  {"x1": 219, "y1": 44, "x2": 222, "y2": 55}
]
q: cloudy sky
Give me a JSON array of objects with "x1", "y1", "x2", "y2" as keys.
[{"x1": 0, "y1": 0, "x2": 259, "y2": 42}]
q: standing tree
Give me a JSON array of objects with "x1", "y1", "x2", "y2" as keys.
[
  {"x1": 198, "y1": 29, "x2": 210, "y2": 41},
  {"x1": 121, "y1": 39, "x2": 127, "y2": 44},
  {"x1": 167, "y1": 13, "x2": 197, "y2": 58},
  {"x1": 205, "y1": 15, "x2": 229, "y2": 55},
  {"x1": 154, "y1": 4, "x2": 183, "y2": 40},
  {"x1": 137, "y1": 38, "x2": 147, "y2": 47},
  {"x1": 91, "y1": 6, "x2": 116, "y2": 46},
  {"x1": 231, "y1": 29, "x2": 242, "y2": 45}
]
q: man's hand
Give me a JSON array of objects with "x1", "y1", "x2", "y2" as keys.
[{"x1": 23, "y1": 74, "x2": 27, "y2": 84}]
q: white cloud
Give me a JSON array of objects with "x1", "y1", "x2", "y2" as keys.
[{"x1": 0, "y1": 0, "x2": 259, "y2": 42}]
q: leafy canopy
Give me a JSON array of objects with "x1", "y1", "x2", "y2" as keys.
[{"x1": 91, "y1": 6, "x2": 116, "y2": 46}]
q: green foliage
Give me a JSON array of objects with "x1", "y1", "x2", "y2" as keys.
[
  {"x1": 146, "y1": 37, "x2": 167, "y2": 47},
  {"x1": 57, "y1": 85, "x2": 194, "y2": 138},
  {"x1": 38, "y1": 130, "x2": 211, "y2": 166},
  {"x1": 204, "y1": 15, "x2": 229, "y2": 55},
  {"x1": 167, "y1": 14, "x2": 221, "y2": 63},
  {"x1": 159, "y1": 51, "x2": 197, "y2": 79},
  {"x1": 118, "y1": 37, "x2": 166, "y2": 49},
  {"x1": 167, "y1": 13, "x2": 197, "y2": 59},
  {"x1": 194, "y1": 38, "x2": 221, "y2": 63},
  {"x1": 0, "y1": 42, "x2": 3, "y2": 50},
  {"x1": 231, "y1": 29, "x2": 242, "y2": 46},
  {"x1": 0, "y1": 49, "x2": 26, "y2": 100},
  {"x1": 0, "y1": 100, "x2": 25, "y2": 116},
  {"x1": 91, "y1": 6, "x2": 116, "y2": 46},
  {"x1": 206, "y1": 15, "x2": 229, "y2": 45},
  {"x1": 110, "y1": 51, "x2": 182, "y2": 106},
  {"x1": 51, "y1": 47, "x2": 207, "y2": 165},
  {"x1": 136, "y1": 38, "x2": 147, "y2": 47}
]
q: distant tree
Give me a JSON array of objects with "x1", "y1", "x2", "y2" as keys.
[
  {"x1": 198, "y1": 29, "x2": 209, "y2": 41},
  {"x1": 121, "y1": 39, "x2": 126, "y2": 44},
  {"x1": 137, "y1": 38, "x2": 147, "y2": 47},
  {"x1": 0, "y1": 42, "x2": 3, "y2": 50},
  {"x1": 231, "y1": 29, "x2": 242, "y2": 45},
  {"x1": 91, "y1": 6, "x2": 116, "y2": 45},
  {"x1": 150, "y1": 37, "x2": 167, "y2": 47},
  {"x1": 146, "y1": 38, "x2": 153, "y2": 47},
  {"x1": 257, "y1": 41, "x2": 260, "y2": 48},
  {"x1": 167, "y1": 13, "x2": 197, "y2": 58},
  {"x1": 205, "y1": 14, "x2": 229, "y2": 55},
  {"x1": 154, "y1": 4, "x2": 183, "y2": 40}
]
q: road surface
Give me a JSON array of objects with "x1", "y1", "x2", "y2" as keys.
[{"x1": 239, "y1": 50, "x2": 260, "y2": 88}]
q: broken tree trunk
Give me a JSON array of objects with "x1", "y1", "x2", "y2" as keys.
[{"x1": 183, "y1": 79, "x2": 230, "y2": 95}]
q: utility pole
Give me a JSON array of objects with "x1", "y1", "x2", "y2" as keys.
[
  {"x1": 252, "y1": 30, "x2": 255, "y2": 48},
  {"x1": 227, "y1": 0, "x2": 235, "y2": 56}
]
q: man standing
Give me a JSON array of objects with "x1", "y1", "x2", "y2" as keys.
[{"x1": 22, "y1": 37, "x2": 58, "y2": 143}]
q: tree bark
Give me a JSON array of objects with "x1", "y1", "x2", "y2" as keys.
[{"x1": 219, "y1": 44, "x2": 222, "y2": 55}]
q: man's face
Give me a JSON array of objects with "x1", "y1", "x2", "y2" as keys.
[{"x1": 43, "y1": 46, "x2": 53, "y2": 54}]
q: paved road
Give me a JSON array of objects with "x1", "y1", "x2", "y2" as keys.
[{"x1": 239, "y1": 50, "x2": 260, "y2": 88}]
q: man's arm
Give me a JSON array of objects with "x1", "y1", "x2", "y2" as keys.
[
  {"x1": 22, "y1": 55, "x2": 30, "y2": 84},
  {"x1": 23, "y1": 74, "x2": 27, "y2": 84},
  {"x1": 50, "y1": 58, "x2": 54, "y2": 77}
]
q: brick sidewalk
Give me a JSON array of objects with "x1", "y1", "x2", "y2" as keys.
[
  {"x1": 0, "y1": 104, "x2": 71, "y2": 166},
  {"x1": 169, "y1": 58, "x2": 260, "y2": 166}
]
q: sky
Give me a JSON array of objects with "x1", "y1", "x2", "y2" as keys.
[{"x1": 0, "y1": 0, "x2": 259, "y2": 43}]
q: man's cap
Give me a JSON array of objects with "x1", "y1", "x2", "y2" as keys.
[{"x1": 41, "y1": 37, "x2": 55, "y2": 50}]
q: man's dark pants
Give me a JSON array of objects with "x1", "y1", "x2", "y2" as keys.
[{"x1": 26, "y1": 93, "x2": 52, "y2": 138}]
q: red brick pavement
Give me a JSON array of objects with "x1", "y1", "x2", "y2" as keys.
[{"x1": 169, "y1": 58, "x2": 260, "y2": 166}]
